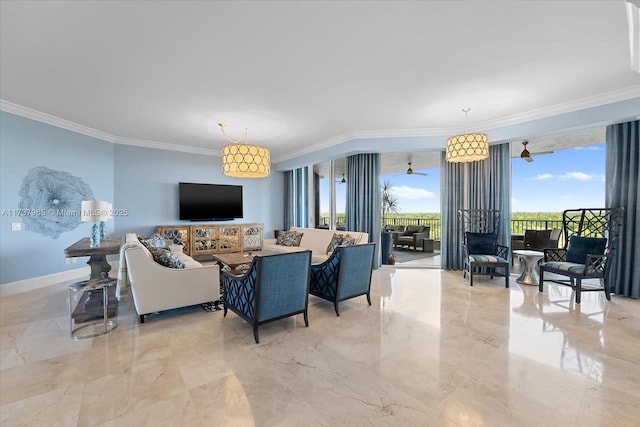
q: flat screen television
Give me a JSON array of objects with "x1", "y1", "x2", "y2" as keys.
[{"x1": 179, "y1": 182, "x2": 243, "y2": 221}]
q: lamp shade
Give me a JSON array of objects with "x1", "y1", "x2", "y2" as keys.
[
  {"x1": 222, "y1": 143, "x2": 271, "y2": 178},
  {"x1": 446, "y1": 133, "x2": 489, "y2": 163},
  {"x1": 81, "y1": 200, "x2": 111, "y2": 222}
]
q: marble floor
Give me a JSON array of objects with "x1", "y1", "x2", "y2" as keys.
[{"x1": 1, "y1": 267, "x2": 639, "y2": 426}]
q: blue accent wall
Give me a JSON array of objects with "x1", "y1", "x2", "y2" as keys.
[
  {"x1": 0, "y1": 111, "x2": 285, "y2": 286},
  {"x1": 0, "y1": 112, "x2": 114, "y2": 283},
  {"x1": 113, "y1": 144, "x2": 284, "y2": 238}
]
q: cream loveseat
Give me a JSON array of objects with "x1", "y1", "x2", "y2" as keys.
[
  {"x1": 263, "y1": 227, "x2": 369, "y2": 264},
  {"x1": 122, "y1": 233, "x2": 220, "y2": 322}
]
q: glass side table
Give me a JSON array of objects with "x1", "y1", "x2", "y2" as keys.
[{"x1": 69, "y1": 277, "x2": 118, "y2": 339}]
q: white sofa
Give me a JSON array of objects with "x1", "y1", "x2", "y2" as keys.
[
  {"x1": 123, "y1": 233, "x2": 220, "y2": 322},
  {"x1": 263, "y1": 227, "x2": 369, "y2": 264}
]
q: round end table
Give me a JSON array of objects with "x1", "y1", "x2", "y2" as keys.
[
  {"x1": 513, "y1": 249, "x2": 544, "y2": 286},
  {"x1": 69, "y1": 277, "x2": 118, "y2": 339}
]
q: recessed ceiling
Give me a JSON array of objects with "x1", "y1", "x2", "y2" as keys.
[{"x1": 1, "y1": 1, "x2": 638, "y2": 167}]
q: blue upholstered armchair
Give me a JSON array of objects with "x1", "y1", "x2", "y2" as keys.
[
  {"x1": 309, "y1": 242, "x2": 376, "y2": 316},
  {"x1": 223, "y1": 251, "x2": 312, "y2": 343},
  {"x1": 539, "y1": 208, "x2": 624, "y2": 304},
  {"x1": 459, "y1": 209, "x2": 510, "y2": 288}
]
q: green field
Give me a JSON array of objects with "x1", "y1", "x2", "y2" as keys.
[{"x1": 322, "y1": 212, "x2": 563, "y2": 220}]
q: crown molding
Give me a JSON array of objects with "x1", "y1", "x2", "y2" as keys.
[
  {"x1": 478, "y1": 85, "x2": 640, "y2": 130},
  {"x1": 0, "y1": 99, "x2": 117, "y2": 143},
  {"x1": 0, "y1": 99, "x2": 220, "y2": 156},
  {"x1": 4, "y1": 84, "x2": 638, "y2": 164},
  {"x1": 114, "y1": 137, "x2": 220, "y2": 156},
  {"x1": 274, "y1": 86, "x2": 640, "y2": 163}
]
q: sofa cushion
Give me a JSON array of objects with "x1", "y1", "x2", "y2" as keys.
[
  {"x1": 566, "y1": 235, "x2": 607, "y2": 264},
  {"x1": 276, "y1": 230, "x2": 304, "y2": 247},
  {"x1": 147, "y1": 246, "x2": 185, "y2": 269},
  {"x1": 266, "y1": 227, "x2": 369, "y2": 263},
  {"x1": 326, "y1": 233, "x2": 344, "y2": 254},
  {"x1": 402, "y1": 226, "x2": 423, "y2": 236}
]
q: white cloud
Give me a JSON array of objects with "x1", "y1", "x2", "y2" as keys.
[
  {"x1": 533, "y1": 173, "x2": 554, "y2": 180},
  {"x1": 574, "y1": 145, "x2": 602, "y2": 151},
  {"x1": 393, "y1": 185, "x2": 436, "y2": 200},
  {"x1": 563, "y1": 172, "x2": 592, "y2": 181},
  {"x1": 531, "y1": 172, "x2": 604, "y2": 182}
]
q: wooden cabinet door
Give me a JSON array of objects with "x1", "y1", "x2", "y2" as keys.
[
  {"x1": 156, "y1": 226, "x2": 191, "y2": 256},
  {"x1": 217, "y1": 226, "x2": 241, "y2": 253},
  {"x1": 242, "y1": 224, "x2": 263, "y2": 251},
  {"x1": 191, "y1": 226, "x2": 219, "y2": 255}
]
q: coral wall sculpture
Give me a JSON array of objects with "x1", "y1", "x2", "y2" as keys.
[{"x1": 18, "y1": 166, "x2": 94, "y2": 239}]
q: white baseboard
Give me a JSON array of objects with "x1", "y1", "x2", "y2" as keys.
[{"x1": 0, "y1": 261, "x2": 119, "y2": 297}]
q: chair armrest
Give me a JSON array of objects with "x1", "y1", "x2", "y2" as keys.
[
  {"x1": 496, "y1": 244, "x2": 509, "y2": 259},
  {"x1": 412, "y1": 232, "x2": 429, "y2": 242},
  {"x1": 223, "y1": 267, "x2": 257, "y2": 319},
  {"x1": 543, "y1": 248, "x2": 566, "y2": 262},
  {"x1": 585, "y1": 253, "x2": 607, "y2": 274},
  {"x1": 310, "y1": 250, "x2": 341, "y2": 294},
  {"x1": 389, "y1": 231, "x2": 402, "y2": 244}
]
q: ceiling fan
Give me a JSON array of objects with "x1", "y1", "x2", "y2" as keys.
[
  {"x1": 520, "y1": 140, "x2": 553, "y2": 162},
  {"x1": 404, "y1": 162, "x2": 428, "y2": 176}
]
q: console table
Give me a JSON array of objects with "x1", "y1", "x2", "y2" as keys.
[
  {"x1": 156, "y1": 223, "x2": 263, "y2": 257},
  {"x1": 64, "y1": 235, "x2": 122, "y2": 281}
]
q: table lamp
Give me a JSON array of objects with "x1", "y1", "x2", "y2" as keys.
[{"x1": 81, "y1": 200, "x2": 111, "y2": 247}]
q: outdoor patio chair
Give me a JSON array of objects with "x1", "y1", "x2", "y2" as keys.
[
  {"x1": 511, "y1": 229, "x2": 553, "y2": 265},
  {"x1": 309, "y1": 243, "x2": 376, "y2": 316},
  {"x1": 223, "y1": 251, "x2": 312, "y2": 343},
  {"x1": 395, "y1": 225, "x2": 430, "y2": 251},
  {"x1": 459, "y1": 209, "x2": 510, "y2": 287},
  {"x1": 539, "y1": 208, "x2": 624, "y2": 304}
]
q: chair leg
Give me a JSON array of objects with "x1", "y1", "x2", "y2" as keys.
[
  {"x1": 303, "y1": 310, "x2": 309, "y2": 327},
  {"x1": 575, "y1": 278, "x2": 582, "y2": 304},
  {"x1": 539, "y1": 269, "x2": 544, "y2": 293},
  {"x1": 505, "y1": 265, "x2": 509, "y2": 288},
  {"x1": 253, "y1": 325, "x2": 260, "y2": 344},
  {"x1": 334, "y1": 302, "x2": 340, "y2": 317},
  {"x1": 139, "y1": 314, "x2": 145, "y2": 323},
  {"x1": 366, "y1": 292, "x2": 372, "y2": 306},
  {"x1": 223, "y1": 306, "x2": 228, "y2": 317},
  {"x1": 604, "y1": 278, "x2": 611, "y2": 301},
  {"x1": 470, "y1": 270, "x2": 474, "y2": 287}
]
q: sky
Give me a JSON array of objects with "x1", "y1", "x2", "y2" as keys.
[{"x1": 320, "y1": 143, "x2": 606, "y2": 214}]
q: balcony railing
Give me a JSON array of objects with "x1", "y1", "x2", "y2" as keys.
[{"x1": 318, "y1": 215, "x2": 563, "y2": 242}]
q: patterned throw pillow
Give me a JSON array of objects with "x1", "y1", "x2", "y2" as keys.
[
  {"x1": 276, "y1": 230, "x2": 304, "y2": 247},
  {"x1": 326, "y1": 233, "x2": 344, "y2": 254},
  {"x1": 138, "y1": 233, "x2": 170, "y2": 250},
  {"x1": 340, "y1": 234, "x2": 357, "y2": 247},
  {"x1": 146, "y1": 233, "x2": 171, "y2": 249},
  {"x1": 147, "y1": 246, "x2": 185, "y2": 269}
]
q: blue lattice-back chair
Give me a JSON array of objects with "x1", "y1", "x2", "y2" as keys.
[
  {"x1": 539, "y1": 208, "x2": 624, "y2": 304},
  {"x1": 310, "y1": 243, "x2": 376, "y2": 316},
  {"x1": 223, "y1": 251, "x2": 311, "y2": 343},
  {"x1": 459, "y1": 209, "x2": 510, "y2": 288}
]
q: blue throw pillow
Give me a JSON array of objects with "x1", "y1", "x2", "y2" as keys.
[
  {"x1": 465, "y1": 232, "x2": 497, "y2": 254},
  {"x1": 566, "y1": 235, "x2": 607, "y2": 264}
]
